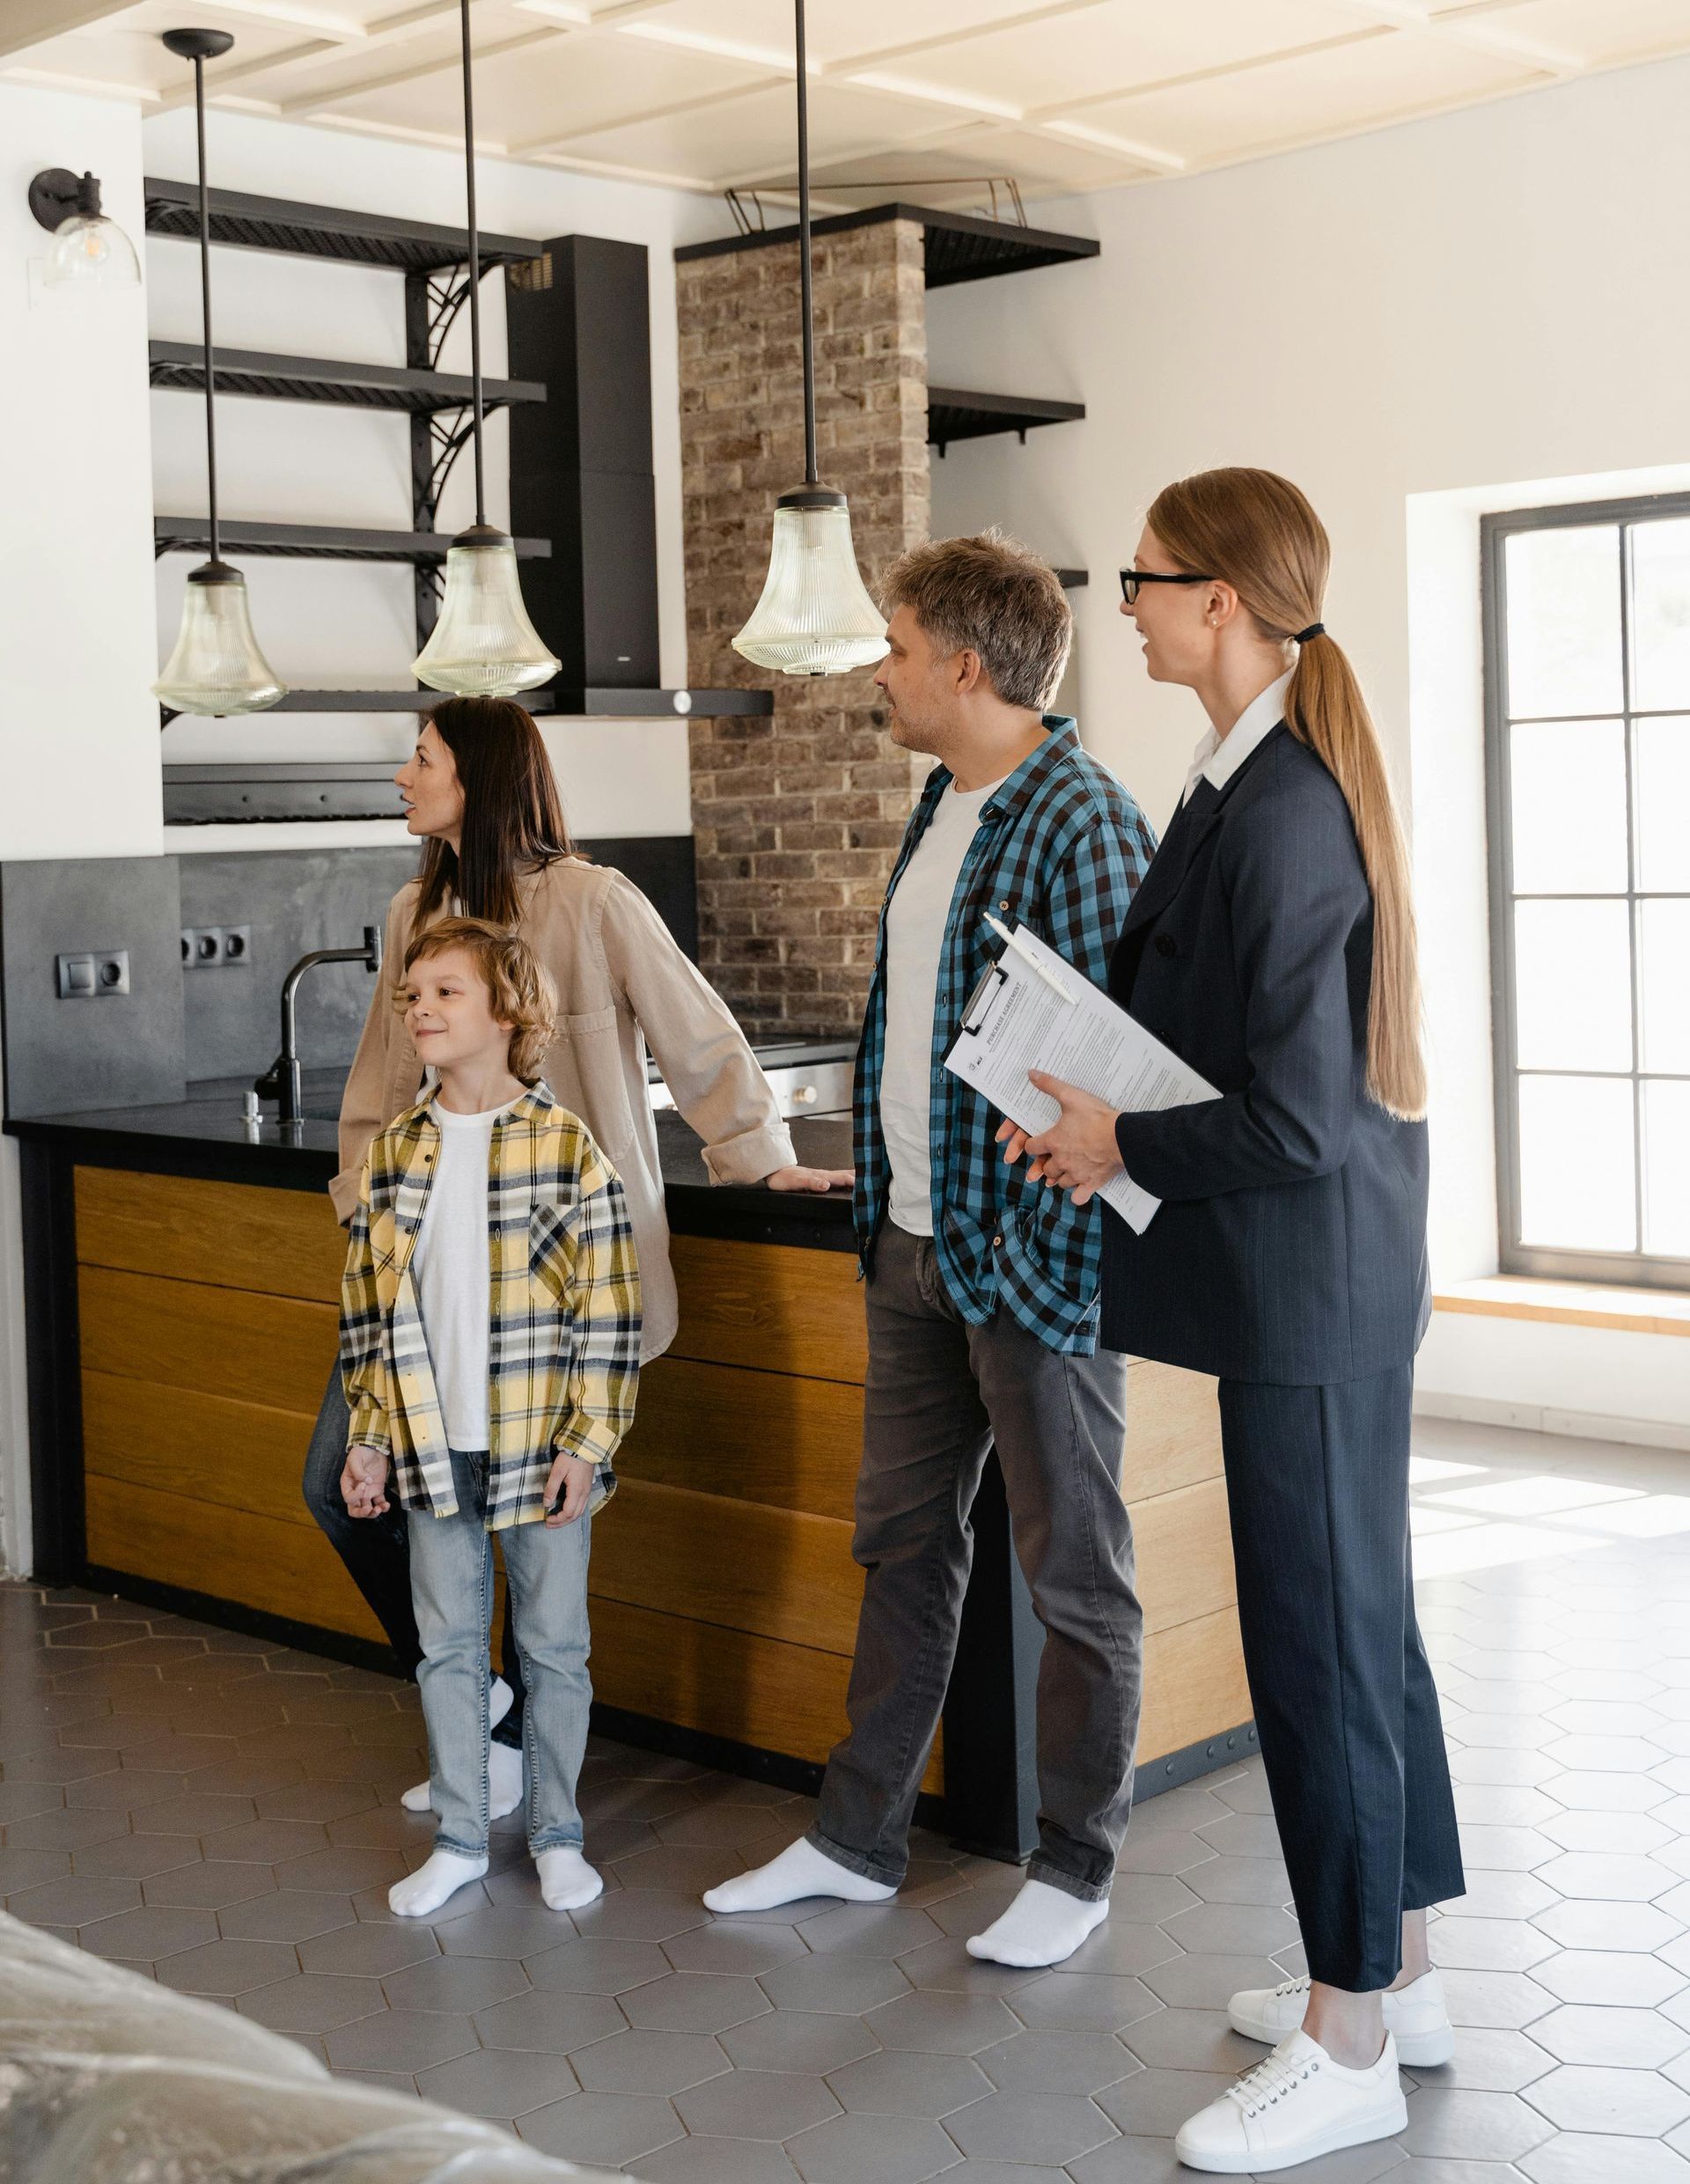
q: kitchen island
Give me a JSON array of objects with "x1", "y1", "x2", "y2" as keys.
[{"x1": 8, "y1": 1088, "x2": 1253, "y2": 1856}]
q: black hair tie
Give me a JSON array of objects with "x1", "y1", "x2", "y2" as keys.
[{"x1": 1294, "y1": 622, "x2": 1325, "y2": 643}]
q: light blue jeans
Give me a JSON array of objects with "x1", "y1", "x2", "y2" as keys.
[{"x1": 407, "y1": 1448, "x2": 592, "y2": 1859}]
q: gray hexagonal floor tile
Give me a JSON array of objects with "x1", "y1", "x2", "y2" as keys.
[
  {"x1": 324, "y1": 2009, "x2": 480, "y2": 2074},
  {"x1": 1526, "y1": 2065, "x2": 1690, "y2": 2136},
  {"x1": 863, "y1": 1988, "x2": 1020, "y2": 2055},
  {"x1": 517, "y1": 2090, "x2": 685, "y2": 2166},
  {"x1": 524, "y1": 1934, "x2": 672, "y2": 1991},
  {"x1": 569, "y1": 2026, "x2": 729, "y2": 2093},
  {"x1": 154, "y1": 1936, "x2": 300, "y2": 1996},
  {"x1": 784, "y1": 2109, "x2": 959, "y2": 2184},
  {"x1": 675, "y1": 2065, "x2": 841, "y2": 2139},
  {"x1": 416, "y1": 2043, "x2": 577, "y2": 2118},
  {"x1": 945, "y1": 2087, "x2": 1116, "y2": 2163},
  {"x1": 826, "y1": 2048, "x2": 991, "y2": 2117},
  {"x1": 238, "y1": 1970, "x2": 386, "y2": 2032},
  {"x1": 471, "y1": 1986, "x2": 624, "y2": 2052},
  {"x1": 760, "y1": 1956, "x2": 912, "y2": 2016},
  {"x1": 723, "y1": 2011, "x2": 881, "y2": 2075},
  {"x1": 621, "y1": 1971, "x2": 775, "y2": 2033}
]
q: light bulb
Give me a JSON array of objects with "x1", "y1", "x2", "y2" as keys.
[
  {"x1": 154, "y1": 562, "x2": 287, "y2": 716},
  {"x1": 733, "y1": 489, "x2": 889, "y2": 677},
  {"x1": 413, "y1": 524, "x2": 560, "y2": 696}
]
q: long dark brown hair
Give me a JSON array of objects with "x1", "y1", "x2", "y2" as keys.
[
  {"x1": 1147, "y1": 468, "x2": 1426, "y2": 1121},
  {"x1": 411, "y1": 696, "x2": 577, "y2": 944}
]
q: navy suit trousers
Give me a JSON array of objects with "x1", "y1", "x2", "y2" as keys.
[{"x1": 1217, "y1": 1366, "x2": 1465, "y2": 1990}]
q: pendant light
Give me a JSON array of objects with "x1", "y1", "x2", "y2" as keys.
[
  {"x1": 153, "y1": 28, "x2": 286, "y2": 717},
  {"x1": 731, "y1": 0, "x2": 888, "y2": 678},
  {"x1": 412, "y1": 0, "x2": 559, "y2": 697}
]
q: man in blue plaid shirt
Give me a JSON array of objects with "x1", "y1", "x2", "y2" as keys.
[{"x1": 706, "y1": 535, "x2": 1157, "y2": 1969}]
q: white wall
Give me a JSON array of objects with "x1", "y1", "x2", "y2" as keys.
[
  {"x1": 144, "y1": 106, "x2": 721, "y2": 809},
  {"x1": 0, "y1": 82, "x2": 162, "y2": 1577},
  {"x1": 927, "y1": 55, "x2": 1690, "y2": 1436}
]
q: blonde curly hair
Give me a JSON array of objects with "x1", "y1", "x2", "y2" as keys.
[{"x1": 398, "y1": 916, "x2": 558, "y2": 1084}]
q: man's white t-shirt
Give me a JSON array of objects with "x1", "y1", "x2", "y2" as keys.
[
  {"x1": 881, "y1": 775, "x2": 1005, "y2": 1237},
  {"x1": 412, "y1": 1097, "x2": 518, "y2": 1451}
]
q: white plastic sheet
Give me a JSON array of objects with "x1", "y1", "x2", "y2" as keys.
[{"x1": 0, "y1": 1915, "x2": 606, "y2": 2184}]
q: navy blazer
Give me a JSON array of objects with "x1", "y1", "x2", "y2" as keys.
[{"x1": 1099, "y1": 723, "x2": 1430, "y2": 1386}]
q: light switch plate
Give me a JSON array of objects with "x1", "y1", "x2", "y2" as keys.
[{"x1": 56, "y1": 950, "x2": 129, "y2": 999}]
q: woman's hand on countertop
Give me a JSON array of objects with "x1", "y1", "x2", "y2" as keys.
[
  {"x1": 342, "y1": 1445, "x2": 392, "y2": 1519},
  {"x1": 766, "y1": 1164, "x2": 854, "y2": 1194},
  {"x1": 996, "y1": 1071, "x2": 1124, "y2": 1207}
]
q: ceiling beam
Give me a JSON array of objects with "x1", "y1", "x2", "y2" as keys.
[
  {"x1": 509, "y1": 69, "x2": 777, "y2": 157},
  {"x1": 152, "y1": 0, "x2": 460, "y2": 109},
  {"x1": 0, "y1": 0, "x2": 129, "y2": 66},
  {"x1": 1026, "y1": 26, "x2": 1387, "y2": 123},
  {"x1": 1322, "y1": 0, "x2": 1583, "y2": 73},
  {"x1": 281, "y1": 24, "x2": 564, "y2": 112},
  {"x1": 0, "y1": 59, "x2": 161, "y2": 100}
]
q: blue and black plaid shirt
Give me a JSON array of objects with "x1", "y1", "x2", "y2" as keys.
[{"x1": 852, "y1": 717, "x2": 1157, "y2": 1354}]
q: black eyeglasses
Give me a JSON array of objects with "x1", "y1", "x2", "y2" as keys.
[{"x1": 1119, "y1": 569, "x2": 1213, "y2": 606}]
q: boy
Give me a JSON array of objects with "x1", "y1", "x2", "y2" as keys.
[{"x1": 341, "y1": 916, "x2": 640, "y2": 1919}]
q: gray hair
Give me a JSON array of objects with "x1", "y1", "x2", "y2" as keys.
[{"x1": 880, "y1": 530, "x2": 1072, "y2": 711}]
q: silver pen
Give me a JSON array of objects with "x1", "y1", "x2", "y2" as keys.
[{"x1": 982, "y1": 913, "x2": 1076, "y2": 1004}]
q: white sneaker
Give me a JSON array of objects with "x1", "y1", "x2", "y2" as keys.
[
  {"x1": 1228, "y1": 1968, "x2": 1453, "y2": 2068},
  {"x1": 1174, "y1": 2029, "x2": 1407, "y2": 2174}
]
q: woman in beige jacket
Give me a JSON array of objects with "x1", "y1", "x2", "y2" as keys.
[{"x1": 305, "y1": 696, "x2": 848, "y2": 1800}]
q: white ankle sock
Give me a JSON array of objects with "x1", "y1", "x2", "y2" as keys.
[
  {"x1": 389, "y1": 1848, "x2": 488, "y2": 1918},
  {"x1": 702, "y1": 1837, "x2": 897, "y2": 1916},
  {"x1": 537, "y1": 1845, "x2": 603, "y2": 1911},
  {"x1": 966, "y1": 1878, "x2": 1109, "y2": 1967},
  {"x1": 489, "y1": 1739, "x2": 524, "y2": 1820},
  {"x1": 402, "y1": 1676, "x2": 514, "y2": 1813}
]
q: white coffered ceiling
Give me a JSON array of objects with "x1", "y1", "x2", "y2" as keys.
[{"x1": 5, "y1": 0, "x2": 1689, "y2": 207}]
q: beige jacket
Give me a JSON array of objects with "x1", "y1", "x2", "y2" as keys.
[{"x1": 332, "y1": 857, "x2": 797, "y2": 1362}]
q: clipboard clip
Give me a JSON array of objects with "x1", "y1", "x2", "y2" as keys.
[{"x1": 957, "y1": 958, "x2": 1010, "y2": 1037}]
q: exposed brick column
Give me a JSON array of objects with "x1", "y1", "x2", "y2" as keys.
[{"x1": 678, "y1": 218, "x2": 930, "y2": 1040}]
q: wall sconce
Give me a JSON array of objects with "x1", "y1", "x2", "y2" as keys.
[{"x1": 28, "y1": 169, "x2": 141, "y2": 290}]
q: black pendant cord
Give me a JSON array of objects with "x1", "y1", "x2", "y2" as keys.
[
  {"x1": 193, "y1": 54, "x2": 220, "y2": 566},
  {"x1": 459, "y1": 0, "x2": 487, "y2": 530},
  {"x1": 795, "y1": 0, "x2": 818, "y2": 489}
]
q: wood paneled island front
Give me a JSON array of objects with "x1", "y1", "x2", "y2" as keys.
[{"x1": 11, "y1": 1095, "x2": 1253, "y2": 1858}]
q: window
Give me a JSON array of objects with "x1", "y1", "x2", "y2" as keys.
[{"x1": 1484, "y1": 496, "x2": 1690, "y2": 1291}]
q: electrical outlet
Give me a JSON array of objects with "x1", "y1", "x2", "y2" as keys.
[
  {"x1": 220, "y1": 925, "x2": 253, "y2": 966},
  {"x1": 56, "y1": 950, "x2": 129, "y2": 999},
  {"x1": 180, "y1": 926, "x2": 224, "y2": 968}
]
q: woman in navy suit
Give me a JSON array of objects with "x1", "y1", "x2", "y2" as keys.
[{"x1": 1009, "y1": 469, "x2": 1462, "y2": 2174}]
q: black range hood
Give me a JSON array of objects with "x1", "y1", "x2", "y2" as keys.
[{"x1": 507, "y1": 237, "x2": 765, "y2": 720}]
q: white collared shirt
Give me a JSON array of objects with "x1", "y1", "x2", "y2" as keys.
[{"x1": 1181, "y1": 669, "x2": 1294, "y2": 805}]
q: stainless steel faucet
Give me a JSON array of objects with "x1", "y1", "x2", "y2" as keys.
[{"x1": 253, "y1": 925, "x2": 383, "y2": 1123}]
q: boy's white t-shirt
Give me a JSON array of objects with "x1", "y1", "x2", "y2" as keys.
[
  {"x1": 412, "y1": 1097, "x2": 518, "y2": 1452},
  {"x1": 880, "y1": 774, "x2": 1005, "y2": 1237}
]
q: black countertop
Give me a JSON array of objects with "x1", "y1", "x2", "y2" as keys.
[{"x1": 6, "y1": 1082, "x2": 856, "y2": 1254}]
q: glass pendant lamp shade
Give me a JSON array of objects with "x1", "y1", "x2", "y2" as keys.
[
  {"x1": 413, "y1": 524, "x2": 561, "y2": 696},
  {"x1": 153, "y1": 561, "x2": 287, "y2": 715},
  {"x1": 733, "y1": 489, "x2": 889, "y2": 676}
]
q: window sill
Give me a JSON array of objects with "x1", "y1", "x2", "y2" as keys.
[{"x1": 1434, "y1": 1276, "x2": 1690, "y2": 1338}]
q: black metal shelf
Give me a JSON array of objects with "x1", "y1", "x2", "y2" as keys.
[
  {"x1": 1055, "y1": 569, "x2": 1088, "y2": 589},
  {"x1": 927, "y1": 386, "x2": 1084, "y2": 454},
  {"x1": 154, "y1": 517, "x2": 551, "y2": 563},
  {"x1": 677, "y1": 204, "x2": 1098, "y2": 290},
  {"x1": 164, "y1": 686, "x2": 772, "y2": 719},
  {"x1": 148, "y1": 341, "x2": 546, "y2": 415},
  {"x1": 144, "y1": 176, "x2": 541, "y2": 276}
]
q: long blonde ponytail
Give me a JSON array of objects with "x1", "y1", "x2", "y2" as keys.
[{"x1": 1147, "y1": 467, "x2": 1425, "y2": 1121}]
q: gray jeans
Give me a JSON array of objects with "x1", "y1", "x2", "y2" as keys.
[{"x1": 809, "y1": 1225, "x2": 1142, "y2": 1902}]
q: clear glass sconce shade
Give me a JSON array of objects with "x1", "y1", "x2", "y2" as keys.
[
  {"x1": 45, "y1": 213, "x2": 141, "y2": 290},
  {"x1": 412, "y1": 525, "x2": 561, "y2": 696},
  {"x1": 732, "y1": 489, "x2": 890, "y2": 676},
  {"x1": 153, "y1": 562, "x2": 287, "y2": 715}
]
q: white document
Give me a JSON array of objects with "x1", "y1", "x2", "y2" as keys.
[{"x1": 944, "y1": 923, "x2": 1220, "y2": 1234}]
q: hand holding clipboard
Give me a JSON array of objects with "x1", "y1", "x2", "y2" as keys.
[{"x1": 944, "y1": 920, "x2": 1219, "y2": 1233}]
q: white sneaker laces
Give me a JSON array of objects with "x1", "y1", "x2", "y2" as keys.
[
  {"x1": 1228, "y1": 2044, "x2": 1321, "y2": 2120},
  {"x1": 1273, "y1": 1977, "x2": 1312, "y2": 2001}
]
